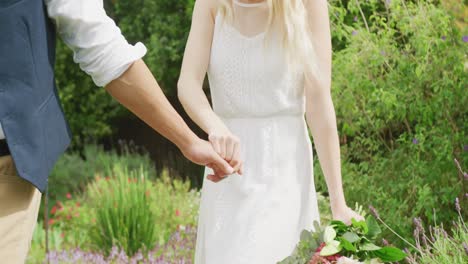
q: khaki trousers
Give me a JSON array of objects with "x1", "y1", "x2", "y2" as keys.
[{"x1": 0, "y1": 156, "x2": 42, "y2": 264}]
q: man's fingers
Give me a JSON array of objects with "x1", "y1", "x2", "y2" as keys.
[
  {"x1": 207, "y1": 174, "x2": 222, "y2": 182},
  {"x1": 207, "y1": 173, "x2": 228, "y2": 182}
]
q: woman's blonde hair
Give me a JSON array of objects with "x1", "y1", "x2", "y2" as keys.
[{"x1": 219, "y1": 0, "x2": 319, "y2": 80}]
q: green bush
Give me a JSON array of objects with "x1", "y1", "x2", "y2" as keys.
[
  {"x1": 88, "y1": 165, "x2": 157, "y2": 256},
  {"x1": 43, "y1": 145, "x2": 155, "y2": 220},
  {"x1": 147, "y1": 171, "x2": 200, "y2": 244},
  {"x1": 85, "y1": 163, "x2": 200, "y2": 256},
  {"x1": 53, "y1": 0, "x2": 196, "y2": 144},
  {"x1": 107, "y1": 0, "x2": 195, "y2": 96},
  {"x1": 30, "y1": 166, "x2": 200, "y2": 263},
  {"x1": 54, "y1": 40, "x2": 124, "y2": 146},
  {"x1": 314, "y1": 0, "x2": 467, "y2": 245},
  {"x1": 410, "y1": 220, "x2": 468, "y2": 264}
]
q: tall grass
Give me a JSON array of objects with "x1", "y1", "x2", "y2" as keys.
[{"x1": 88, "y1": 165, "x2": 157, "y2": 256}]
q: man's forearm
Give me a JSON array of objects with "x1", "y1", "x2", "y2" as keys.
[{"x1": 105, "y1": 59, "x2": 199, "y2": 151}]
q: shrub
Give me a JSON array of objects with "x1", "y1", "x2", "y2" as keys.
[
  {"x1": 313, "y1": 0, "x2": 467, "y2": 244},
  {"x1": 53, "y1": 0, "x2": 196, "y2": 145},
  {"x1": 147, "y1": 171, "x2": 200, "y2": 244},
  {"x1": 54, "y1": 40, "x2": 123, "y2": 147},
  {"x1": 370, "y1": 199, "x2": 468, "y2": 264},
  {"x1": 42, "y1": 144, "x2": 155, "y2": 220},
  {"x1": 88, "y1": 165, "x2": 157, "y2": 256}
]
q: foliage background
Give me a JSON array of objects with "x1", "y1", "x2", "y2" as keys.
[{"x1": 49, "y1": 0, "x2": 466, "y2": 251}]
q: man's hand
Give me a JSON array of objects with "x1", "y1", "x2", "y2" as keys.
[{"x1": 181, "y1": 137, "x2": 234, "y2": 182}]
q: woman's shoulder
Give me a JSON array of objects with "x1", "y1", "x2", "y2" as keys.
[{"x1": 196, "y1": 0, "x2": 223, "y2": 20}]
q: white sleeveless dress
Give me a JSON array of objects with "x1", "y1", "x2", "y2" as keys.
[{"x1": 195, "y1": 3, "x2": 320, "y2": 263}]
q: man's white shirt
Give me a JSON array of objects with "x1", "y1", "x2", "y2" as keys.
[{"x1": 0, "y1": 0, "x2": 147, "y2": 140}]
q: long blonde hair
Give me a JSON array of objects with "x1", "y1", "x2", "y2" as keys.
[{"x1": 219, "y1": 0, "x2": 319, "y2": 81}]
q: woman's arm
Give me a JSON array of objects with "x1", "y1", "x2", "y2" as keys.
[
  {"x1": 178, "y1": 0, "x2": 243, "y2": 179},
  {"x1": 304, "y1": 0, "x2": 363, "y2": 223}
]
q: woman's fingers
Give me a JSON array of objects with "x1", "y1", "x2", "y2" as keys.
[
  {"x1": 206, "y1": 163, "x2": 229, "y2": 183},
  {"x1": 209, "y1": 134, "x2": 226, "y2": 159},
  {"x1": 208, "y1": 134, "x2": 221, "y2": 155},
  {"x1": 230, "y1": 145, "x2": 242, "y2": 175},
  {"x1": 208, "y1": 132, "x2": 243, "y2": 176},
  {"x1": 225, "y1": 137, "x2": 235, "y2": 161},
  {"x1": 218, "y1": 136, "x2": 226, "y2": 159}
]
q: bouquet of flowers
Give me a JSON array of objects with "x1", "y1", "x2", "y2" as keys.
[{"x1": 279, "y1": 216, "x2": 406, "y2": 264}]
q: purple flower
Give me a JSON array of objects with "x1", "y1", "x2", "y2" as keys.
[
  {"x1": 412, "y1": 138, "x2": 419, "y2": 144},
  {"x1": 464, "y1": 145, "x2": 468, "y2": 152},
  {"x1": 413, "y1": 217, "x2": 424, "y2": 232},
  {"x1": 413, "y1": 228, "x2": 421, "y2": 247},
  {"x1": 380, "y1": 50, "x2": 386, "y2": 56},
  {"x1": 441, "y1": 36, "x2": 446, "y2": 41},
  {"x1": 369, "y1": 205, "x2": 380, "y2": 219},
  {"x1": 133, "y1": 251, "x2": 144, "y2": 261},
  {"x1": 463, "y1": 242, "x2": 468, "y2": 255},
  {"x1": 109, "y1": 246, "x2": 119, "y2": 260},
  {"x1": 421, "y1": 234, "x2": 428, "y2": 247},
  {"x1": 353, "y1": 16, "x2": 358, "y2": 22},
  {"x1": 429, "y1": 226, "x2": 436, "y2": 242},
  {"x1": 386, "y1": 0, "x2": 391, "y2": 4},
  {"x1": 382, "y1": 238, "x2": 389, "y2": 246},
  {"x1": 455, "y1": 197, "x2": 461, "y2": 213},
  {"x1": 352, "y1": 30, "x2": 358, "y2": 36},
  {"x1": 463, "y1": 36, "x2": 468, "y2": 43}
]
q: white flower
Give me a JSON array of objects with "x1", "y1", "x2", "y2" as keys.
[{"x1": 336, "y1": 256, "x2": 363, "y2": 264}]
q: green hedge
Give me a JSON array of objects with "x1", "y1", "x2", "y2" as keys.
[{"x1": 314, "y1": 0, "x2": 467, "y2": 244}]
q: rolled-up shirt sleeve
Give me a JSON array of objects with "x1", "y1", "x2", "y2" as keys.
[{"x1": 46, "y1": 0, "x2": 147, "y2": 87}]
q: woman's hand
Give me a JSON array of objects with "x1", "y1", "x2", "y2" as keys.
[
  {"x1": 331, "y1": 205, "x2": 364, "y2": 225},
  {"x1": 180, "y1": 137, "x2": 234, "y2": 180},
  {"x1": 208, "y1": 130, "x2": 243, "y2": 177}
]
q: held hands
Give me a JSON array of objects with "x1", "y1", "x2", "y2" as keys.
[
  {"x1": 181, "y1": 137, "x2": 235, "y2": 179},
  {"x1": 207, "y1": 129, "x2": 243, "y2": 182}
]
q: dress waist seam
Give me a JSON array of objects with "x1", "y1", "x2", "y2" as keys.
[{"x1": 219, "y1": 113, "x2": 305, "y2": 120}]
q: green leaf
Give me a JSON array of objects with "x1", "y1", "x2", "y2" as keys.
[
  {"x1": 330, "y1": 220, "x2": 348, "y2": 228},
  {"x1": 360, "y1": 243, "x2": 382, "y2": 251},
  {"x1": 374, "y1": 246, "x2": 407, "y2": 262},
  {"x1": 313, "y1": 221, "x2": 322, "y2": 233},
  {"x1": 339, "y1": 237, "x2": 357, "y2": 252},
  {"x1": 323, "y1": 226, "x2": 337, "y2": 243},
  {"x1": 331, "y1": 220, "x2": 349, "y2": 233},
  {"x1": 320, "y1": 240, "x2": 342, "y2": 256},
  {"x1": 342, "y1": 232, "x2": 360, "y2": 243},
  {"x1": 351, "y1": 218, "x2": 369, "y2": 234},
  {"x1": 366, "y1": 216, "x2": 381, "y2": 239},
  {"x1": 300, "y1": 229, "x2": 313, "y2": 242}
]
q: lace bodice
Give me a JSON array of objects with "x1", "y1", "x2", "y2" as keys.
[{"x1": 208, "y1": 7, "x2": 306, "y2": 119}]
